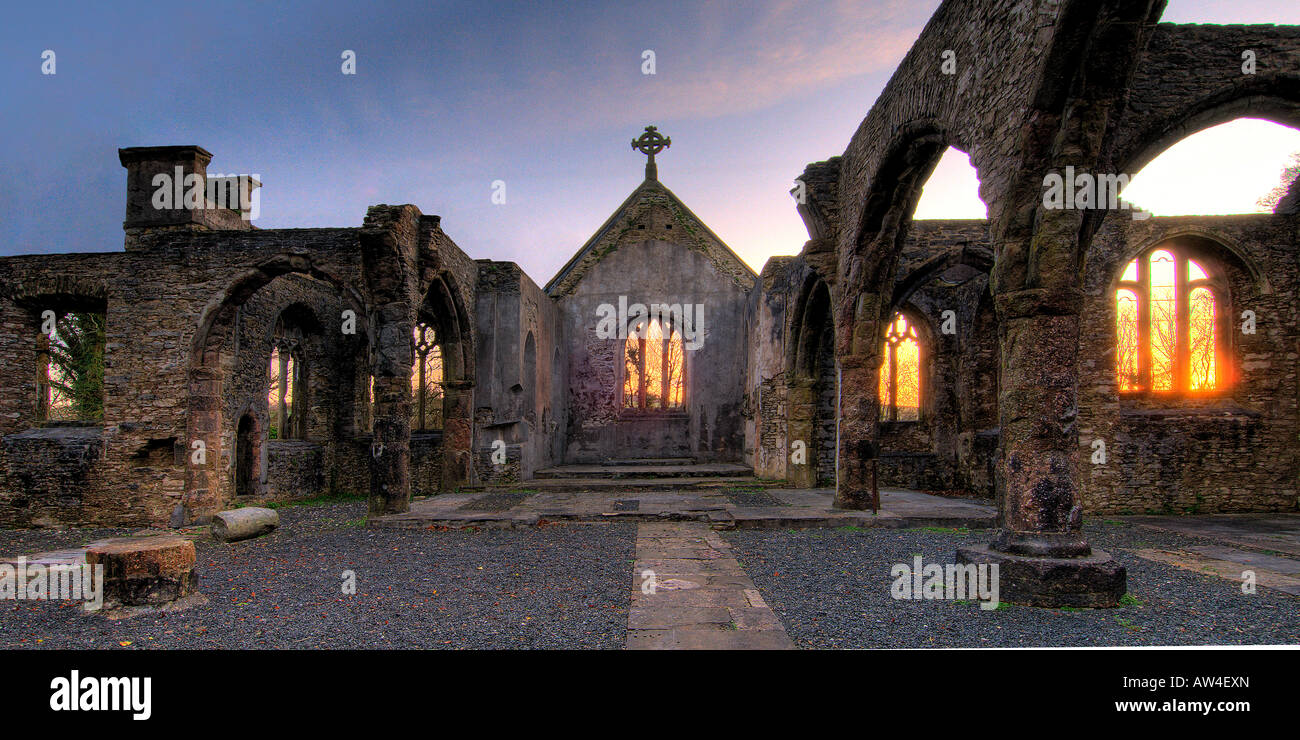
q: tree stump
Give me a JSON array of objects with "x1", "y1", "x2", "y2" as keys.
[{"x1": 84, "y1": 536, "x2": 198, "y2": 609}]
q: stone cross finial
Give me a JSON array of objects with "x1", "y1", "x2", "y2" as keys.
[{"x1": 631, "y1": 125, "x2": 671, "y2": 181}]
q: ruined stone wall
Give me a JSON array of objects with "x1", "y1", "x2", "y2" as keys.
[
  {"x1": 219, "y1": 273, "x2": 353, "y2": 504},
  {"x1": 1110, "y1": 24, "x2": 1300, "y2": 178},
  {"x1": 0, "y1": 426, "x2": 107, "y2": 528},
  {"x1": 558, "y1": 233, "x2": 754, "y2": 464},
  {"x1": 474, "y1": 261, "x2": 562, "y2": 483},
  {"x1": 747, "y1": 258, "x2": 796, "y2": 478},
  {"x1": 1078, "y1": 213, "x2": 1300, "y2": 514},
  {"x1": 0, "y1": 227, "x2": 367, "y2": 526}
]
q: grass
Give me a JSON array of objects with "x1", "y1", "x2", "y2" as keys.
[
  {"x1": 262, "y1": 490, "x2": 366, "y2": 510},
  {"x1": 910, "y1": 526, "x2": 970, "y2": 535},
  {"x1": 1119, "y1": 592, "x2": 1142, "y2": 607}
]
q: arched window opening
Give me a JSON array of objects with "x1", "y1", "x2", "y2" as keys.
[
  {"x1": 879, "y1": 312, "x2": 922, "y2": 422},
  {"x1": 1115, "y1": 245, "x2": 1223, "y2": 394},
  {"x1": 38, "y1": 309, "x2": 106, "y2": 422},
  {"x1": 268, "y1": 339, "x2": 305, "y2": 439},
  {"x1": 912, "y1": 147, "x2": 987, "y2": 221},
  {"x1": 412, "y1": 322, "x2": 444, "y2": 431},
  {"x1": 268, "y1": 306, "x2": 319, "y2": 440},
  {"x1": 365, "y1": 373, "x2": 375, "y2": 433},
  {"x1": 1122, "y1": 119, "x2": 1300, "y2": 216},
  {"x1": 523, "y1": 332, "x2": 537, "y2": 424},
  {"x1": 623, "y1": 317, "x2": 685, "y2": 411}
]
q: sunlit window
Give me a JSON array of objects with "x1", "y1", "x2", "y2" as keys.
[
  {"x1": 268, "y1": 308, "x2": 319, "y2": 439},
  {"x1": 269, "y1": 342, "x2": 304, "y2": 439},
  {"x1": 1115, "y1": 246, "x2": 1221, "y2": 393},
  {"x1": 879, "y1": 312, "x2": 921, "y2": 422},
  {"x1": 623, "y1": 317, "x2": 685, "y2": 410},
  {"x1": 412, "y1": 322, "x2": 444, "y2": 431}
]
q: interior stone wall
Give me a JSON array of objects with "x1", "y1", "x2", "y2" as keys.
[
  {"x1": 558, "y1": 235, "x2": 754, "y2": 463},
  {"x1": 1077, "y1": 213, "x2": 1300, "y2": 514}
]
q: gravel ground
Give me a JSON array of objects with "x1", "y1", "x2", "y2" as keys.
[
  {"x1": 0, "y1": 526, "x2": 138, "y2": 560},
  {"x1": 0, "y1": 502, "x2": 635, "y2": 650},
  {"x1": 725, "y1": 521, "x2": 1300, "y2": 648}
]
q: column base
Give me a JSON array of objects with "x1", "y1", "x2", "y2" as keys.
[
  {"x1": 832, "y1": 489, "x2": 876, "y2": 511},
  {"x1": 956, "y1": 543, "x2": 1127, "y2": 608}
]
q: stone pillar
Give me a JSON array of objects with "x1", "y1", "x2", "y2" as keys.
[
  {"x1": 368, "y1": 301, "x2": 413, "y2": 516},
  {"x1": 360, "y1": 205, "x2": 423, "y2": 516},
  {"x1": 956, "y1": 287, "x2": 1125, "y2": 607},
  {"x1": 179, "y1": 365, "x2": 222, "y2": 525},
  {"x1": 440, "y1": 379, "x2": 475, "y2": 490},
  {"x1": 787, "y1": 380, "x2": 816, "y2": 489},
  {"x1": 833, "y1": 358, "x2": 879, "y2": 510}
]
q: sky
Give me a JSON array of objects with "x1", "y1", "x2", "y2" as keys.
[{"x1": 2, "y1": 0, "x2": 1299, "y2": 283}]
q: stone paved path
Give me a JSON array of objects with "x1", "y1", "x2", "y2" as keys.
[
  {"x1": 626, "y1": 522, "x2": 794, "y2": 649},
  {"x1": 370, "y1": 487, "x2": 995, "y2": 531},
  {"x1": 1121, "y1": 514, "x2": 1300, "y2": 597}
]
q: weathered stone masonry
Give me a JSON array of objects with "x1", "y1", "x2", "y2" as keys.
[
  {"x1": 0, "y1": 146, "x2": 550, "y2": 526},
  {"x1": 1, "y1": 2, "x2": 1298, "y2": 607}
]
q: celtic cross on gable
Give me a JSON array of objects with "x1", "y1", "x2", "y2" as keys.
[{"x1": 631, "y1": 125, "x2": 671, "y2": 181}]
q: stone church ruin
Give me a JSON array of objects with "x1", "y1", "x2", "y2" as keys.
[{"x1": 2, "y1": 0, "x2": 1299, "y2": 606}]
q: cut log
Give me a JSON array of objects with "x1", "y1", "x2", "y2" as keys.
[
  {"x1": 211, "y1": 507, "x2": 280, "y2": 542},
  {"x1": 84, "y1": 536, "x2": 198, "y2": 609}
]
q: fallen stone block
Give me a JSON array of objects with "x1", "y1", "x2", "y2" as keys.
[{"x1": 211, "y1": 507, "x2": 280, "y2": 542}]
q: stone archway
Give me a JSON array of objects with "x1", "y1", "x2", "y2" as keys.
[
  {"x1": 786, "y1": 276, "x2": 836, "y2": 489},
  {"x1": 179, "y1": 255, "x2": 366, "y2": 525},
  {"x1": 419, "y1": 273, "x2": 476, "y2": 494}
]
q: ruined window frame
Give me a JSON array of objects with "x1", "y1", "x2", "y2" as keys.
[
  {"x1": 620, "y1": 316, "x2": 687, "y2": 414},
  {"x1": 269, "y1": 337, "x2": 307, "y2": 439},
  {"x1": 879, "y1": 309, "x2": 925, "y2": 424},
  {"x1": 268, "y1": 306, "x2": 320, "y2": 441},
  {"x1": 412, "y1": 320, "x2": 444, "y2": 433},
  {"x1": 36, "y1": 306, "x2": 107, "y2": 425},
  {"x1": 1114, "y1": 242, "x2": 1231, "y2": 397}
]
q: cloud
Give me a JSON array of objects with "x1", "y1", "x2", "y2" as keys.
[{"x1": 431, "y1": 0, "x2": 934, "y2": 132}]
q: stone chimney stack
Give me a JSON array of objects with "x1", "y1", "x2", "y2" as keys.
[{"x1": 118, "y1": 145, "x2": 258, "y2": 237}]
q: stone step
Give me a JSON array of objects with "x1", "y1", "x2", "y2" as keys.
[
  {"x1": 603, "y1": 457, "x2": 695, "y2": 467},
  {"x1": 499, "y1": 476, "x2": 771, "y2": 493},
  {"x1": 534, "y1": 463, "x2": 754, "y2": 479}
]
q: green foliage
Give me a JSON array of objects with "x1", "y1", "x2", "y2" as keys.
[
  {"x1": 1257, "y1": 151, "x2": 1300, "y2": 211},
  {"x1": 46, "y1": 311, "x2": 105, "y2": 421}
]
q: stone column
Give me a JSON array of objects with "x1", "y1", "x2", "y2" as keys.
[
  {"x1": 368, "y1": 301, "x2": 413, "y2": 515},
  {"x1": 360, "y1": 205, "x2": 423, "y2": 516},
  {"x1": 440, "y1": 379, "x2": 475, "y2": 490},
  {"x1": 786, "y1": 379, "x2": 816, "y2": 489},
  {"x1": 957, "y1": 287, "x2": 1125, "y2": 607},
  {"x1": 832, "y1": 282, "x2": 882, "y2": 511},
  {"x1": 834, "y1": 358, "x2": 879, "y2": 510},
  {"x1": 179, "y1": 365, "x2": 222, "y2": 525}
]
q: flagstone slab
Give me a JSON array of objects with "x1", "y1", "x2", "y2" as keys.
[{"x1": 626, "y1": 522, "x2": 795, "y2": 650}]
